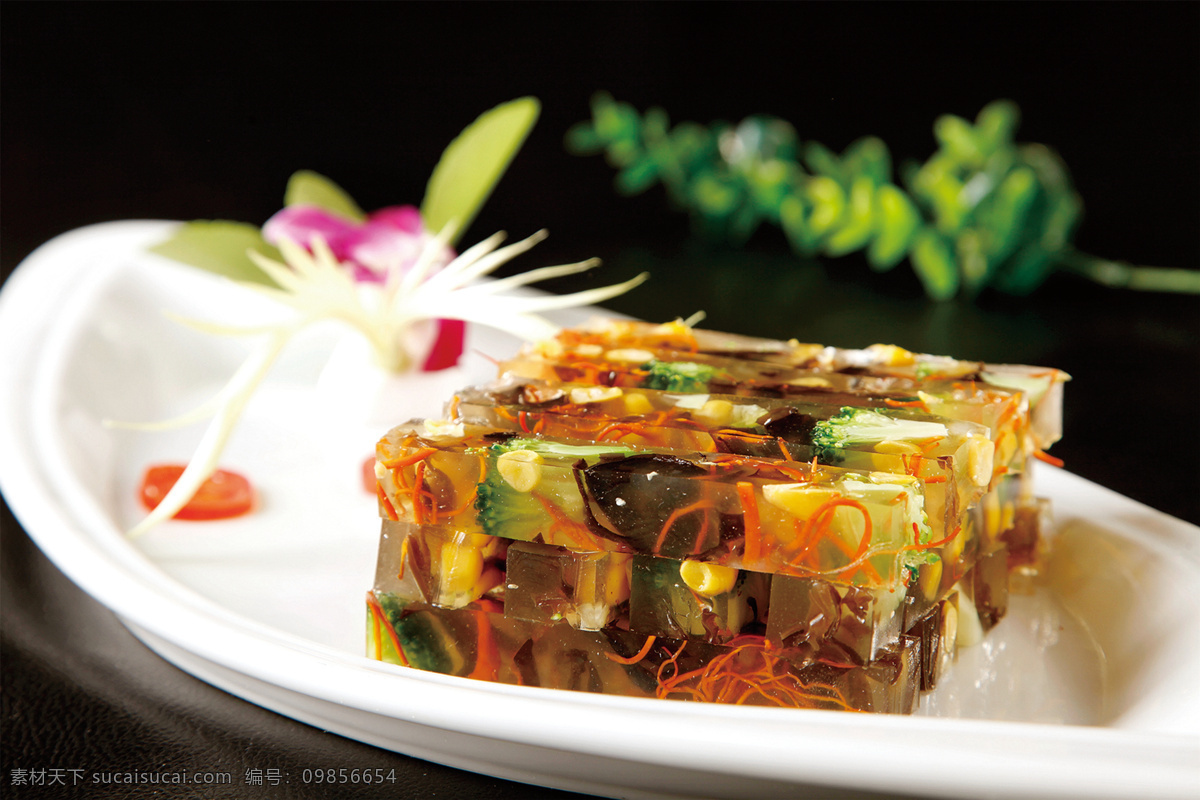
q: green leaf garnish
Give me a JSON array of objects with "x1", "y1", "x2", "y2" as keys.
[
  {"x1": 148, "y1": 221, "x2": 281, "y2": 287},
  {"x1": 421, "y1": 97, "x2": 540, "y2": 244},
  {"x1": 283, "y1": 169, "x2": 366, "y2": 222},
  {"x1": 570, "y1": 95, "x2": 1200, "y2": 298}
]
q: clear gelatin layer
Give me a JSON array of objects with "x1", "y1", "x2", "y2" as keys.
[{"x1": 374, "y1": 420, "x2": 960, "y2": 589}]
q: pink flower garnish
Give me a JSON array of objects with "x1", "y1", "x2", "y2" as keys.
[{"x1": 262, "y1": 204, "x2": 464, "y2": 370}]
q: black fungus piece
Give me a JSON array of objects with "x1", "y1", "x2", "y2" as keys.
[
  {"x1": 759, "y1": 407, "x2": 818, "y2": 443},
  {"x1": 583, "y1": 454, "x2": 711, "y2": 556}
]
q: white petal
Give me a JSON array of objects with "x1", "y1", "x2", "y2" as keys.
[
  {"x1": 422, "y1": 230, "x2": 548, "y2": 292},
  {"x1": 457, "y1": 258, "x2": 602, "y2": 294}
]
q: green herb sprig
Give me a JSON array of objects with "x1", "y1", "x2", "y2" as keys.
[{"x1": 567, "y1": 93, "x2": 1199, "y2": 300}]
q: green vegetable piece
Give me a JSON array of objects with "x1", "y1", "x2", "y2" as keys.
[
  {"x1": 474, "y1": 437, "x2": 634, "y2": 540},
  {"x1": 641, "y1": 360, "x2": 716, "y2": 393},
  {"x1": 148, "y1": 220, "x2": 281, "y2": 287},
  {"x1": 283, "y1": 170, "x2": 365, "y2": 222},
  {"x1": 910, "y1": 228, "x2": 960, "y2": 300},
  {"x1": 868, "y1": 184, "x2": 921, "y2": 270},
  {"x1": 809, "y1": 407, "x2": 949, "y2": 464},
  {"x1": 377, "y1": 593, "x2": 458, "y2": 674},
  {"x1": 421, "y1": 96, "x2": 540, "y2": 245}
]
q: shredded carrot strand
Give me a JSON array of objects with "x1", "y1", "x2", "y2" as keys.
[
  {"x1": 605, "y1": 635, "x2": 658, "y2": 665},
  {"x1": 396, "y1": 537, "x2": 411, "y2": 580},
  {"x1": 381, "y1": 447, "x2": 437, "y2": 469},
  {"x1": 883, "y1": 398, "x2": 931, "y2": 414},
  {"x1": 653, "y1": 499, "x2": 714, "y2": 552},
  {"x1": 1033, "y1": 450, "x2": 1064, "y2": 468},
  {"x1": 365, "y1": 591, "x2": 408, "y2": 667},
  {"x1": 910, "y1": 525, "x2": 962, "y2": 552},
  {"x1": 377, "y1": 482, "x2": 399, "y2": 521},
  {"x1": 535, "y1": 494, "x2": 604, "y2": 549},
  {"x1": 784, "y1": 497, "x2": 880, "y2": 583},
  {"x1": 653, "y1": 636, "x2": 858, "y2": 710},
  {"x1": 918, "y1": 436, "x2": 946, "y2": 453},
  {"x1": 444, "y1": 484, "x2": 480, "y2": 518},
  {"x1": 411, "y1": 460, "x2": 428, "y2": 525},
  {"x1": 467, "y1": 610, "x2": 501, "y2": 680},
  {"x1": 737, "y1": 482, "x2": 761, "y2": 564}
]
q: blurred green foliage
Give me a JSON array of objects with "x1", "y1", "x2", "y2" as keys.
[{"x1": 567, "y1": 94, "x2": 1199, "y2": 300}]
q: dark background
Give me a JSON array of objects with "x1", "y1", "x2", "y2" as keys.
[{"x1": 3, "y1": 3, "x2": 1198, "y2": 799}]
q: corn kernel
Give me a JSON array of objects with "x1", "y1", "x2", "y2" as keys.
[
  {"x1": 437, "y1": 539, "x2": 485, "y2": 608},
  {"x1": 874, "y1": 439, "x2": 923, "y2": 456},
  {"x1": 866, "y1": 343, "x2": 916, "y2": 366},
  {"x1": 533, "y1": 339, "x2": 564, "y2": 358},
  {"x1": 953, "y1": 587, "x2": 984, "y2": 648},
  {"x1": 941, "y1": 598, "x2": 959, "y2": 655},
  {"x1": 918, "y1": 558, "x2": 944, "y2": 600},
  {"x1": 693, "y1": 399, "x2": 734, "y2": 427},
  {"x1": 761, "y1": 483, "x2": 840, "y2": 519},
  {"x1": 605, "y1": 348, "x2": 656, "y2": 363},
  {"x1": 679, "y1": 560, "x2": 738, "y2": 597},
  {"x1": 497, "y1": 449, "x2": 543, "y2": 492},
  {"x1": 959, "y1": 434, "x2": 995, "y2": 488},
  {"x1": 786, "y1": 376, "x2": 832, "y2": 388},
  {"x1": 422, "y1": 419, "x2": 465, "y2": 440},
  {"x1": 569, "y1": 386, "x2": 623, "y2": 404},
  {"x1": 622, "y1": 392, "x2": 654, "y2": 416}
]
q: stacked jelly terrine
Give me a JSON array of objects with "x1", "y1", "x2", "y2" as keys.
[{"x1": 367, "y1": 319, "x2": 1068, "y2": 712}]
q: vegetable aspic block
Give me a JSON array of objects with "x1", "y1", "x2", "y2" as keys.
[
  {"x1": 367, "y1": 320, "x2": 1064, "y2": 712},
  {"x1": 370, "y1": 421, "x2": 978, "y2": 712}
]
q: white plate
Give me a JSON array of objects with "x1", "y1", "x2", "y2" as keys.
[{"x1": 2, "y1": 221, "x2": 1198, "y2": 800}]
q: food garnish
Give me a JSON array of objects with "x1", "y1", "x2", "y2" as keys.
[{"x1": 118, "y1": 98, "x2": 646, "y2": 538}]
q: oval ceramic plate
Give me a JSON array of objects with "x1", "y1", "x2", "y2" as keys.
[{"x1": 2, "y1": 222, "x2": 1198, "y2": 800}]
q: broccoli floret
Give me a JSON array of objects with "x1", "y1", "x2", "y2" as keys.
[
  {"x1": 809, "y1": 407, "x2": 948, "y2": 463},
  {"x1": 474, "y1": 437, "x2": 633, "y2": 540},
  {"x1": 641, "y1": 360, "x2": 716, "y2": 392},
  {"x1": 375, "y1": 592, "x2": 462, "y2": 673}
]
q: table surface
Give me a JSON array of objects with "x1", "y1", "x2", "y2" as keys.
[{"x1": 3, "y1": 5, "x2": 1197, "y2": 799}]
